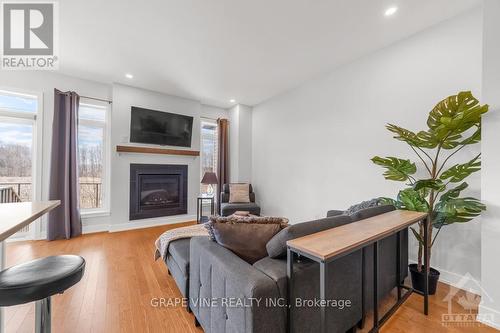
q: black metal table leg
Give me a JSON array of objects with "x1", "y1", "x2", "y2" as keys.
[
  {"x1": 320, "y1": 261, "x2": 328, "y2": 333},
  {"x1": 423, "y1": 216, "x2": 429, "y2": 315},
  {"x1": 372, "y1": 241, "x2": 379, "y2": 333},
  {"x1": 396, "y1": 231, "x2": 402, "y2": 300},
  {"x1": 287, "y1": 248, "x2": 294, "y2": 333},
  {"x1": 358, "y1": 247, "x2": 366, "y2": 329}
]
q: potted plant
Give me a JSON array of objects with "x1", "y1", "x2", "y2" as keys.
[{"x1": 371, "y1": 91, "x2": 488, "y2": 295}]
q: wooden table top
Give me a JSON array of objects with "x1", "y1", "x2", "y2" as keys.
[
  {"x1": 0, "y1": 201, "x2": 60, "y2": 241},
  {"x1": 287, "y1": 210, "x2": 428, "y2": 261}
]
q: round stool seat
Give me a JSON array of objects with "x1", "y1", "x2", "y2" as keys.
[{"x1": 0, "y1": 255, "x2": 85, "y2": 307}]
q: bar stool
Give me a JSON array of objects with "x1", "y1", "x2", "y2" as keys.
[{"x1": 0, "y1": 255, "x2": 85, "y2": 333}]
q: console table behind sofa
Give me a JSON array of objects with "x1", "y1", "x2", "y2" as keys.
[{"x1": 287, "y1": 210, "x2": 429, "y2": 333}]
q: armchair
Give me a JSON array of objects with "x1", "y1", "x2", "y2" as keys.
[{"x1": 219, "y1": 184, "x2": 261, "y2": 216}]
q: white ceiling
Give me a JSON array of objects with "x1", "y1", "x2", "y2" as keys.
[{"x1": 59, "y1": 0, "x2": 481, "y2": 108}]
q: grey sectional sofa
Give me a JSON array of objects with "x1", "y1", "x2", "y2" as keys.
[{"x1": 164, "y1": 204, "x2": 408, "y2": 333}]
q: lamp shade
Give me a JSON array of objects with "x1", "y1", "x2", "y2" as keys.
[{"x1": 201, "y1": 171, "x2": 218, "y2": 184}]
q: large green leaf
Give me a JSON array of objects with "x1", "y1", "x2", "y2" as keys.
[
  {"x1": 378, "y1": 197, "x2": 399, "y2": 208},
  {"x1": 434, "y1": 196, "x2": 485, "y2": 227},
  {"x1": 427, "y1": 91, "x2": 488, "y2": 142},
  {"x1": 417, "y1": 130, "x2": 463, "y2": 149},
  {"x1": 397, "y1": 188, "x2": 429, "y2": 212},
  {"x1": 440, "y1": 155, "x2": 481, "y2": 183},
  {"x1": 386, "y1": 124, "x2": 434, "y2": 148},
  {"x1": 413, "y1": 179, "x2": 446, "y2": 192},
  {"x1": 439, "y1": 182, "x2": 468, "y2": 202},
  {"x1": 371, "y1": 156, "x2": 416, "y2": 182}
]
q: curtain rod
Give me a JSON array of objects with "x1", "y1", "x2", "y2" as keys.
[
  {"x1": 80, "y1": 95, "x2": 112, "y2": 104},
  {"x1": 59, "y1": 90, "x2": 113, "y2": 104}
]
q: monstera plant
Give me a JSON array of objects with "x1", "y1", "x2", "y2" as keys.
[{"x1": 371, "y1": 91, "x2": 487, "y2": 292}]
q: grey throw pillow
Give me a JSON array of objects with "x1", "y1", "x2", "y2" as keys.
[{"x1": 344, "y1": 198, "x2": 381, "y2": 216}]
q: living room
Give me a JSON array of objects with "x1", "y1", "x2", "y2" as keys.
[{"x1": 0, "y1": 0, "x2": 499, "y2": 332}]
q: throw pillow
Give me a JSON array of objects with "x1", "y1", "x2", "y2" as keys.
[
  {"x1": 229, "y1": 183, "x2": 250, "y2": 203},
  {"x1": 344, "y1": 198, "x2": 381, "y2": 216},
  {"x1": 211, "y1": 222, "x2": 282, "y2": 264},
  {"x1": 204, "y1": 215, "x2": 289, "y2": 241}
]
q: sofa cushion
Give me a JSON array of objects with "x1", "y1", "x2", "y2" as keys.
[
  {"x1": 166, "y1": 254, "x2": 188, "y2": 297},
  {"x1": 220, "y1": 202, "x2": 261, "y2": 216},
  {"x1": 266, "y1": 215, "x2": 352, "y2": 258},
  {"x1": 212, "y1": 222, "x2": 282, "y2": 264},
  {"x1": 167, "y1": 238, "x2": 190, "y2": 276},
  {"x1": 253, "y1": 256, "x2": 316, "y2": 299}
]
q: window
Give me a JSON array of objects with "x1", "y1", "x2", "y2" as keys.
[
  {"x1": 78, "y1": 100, "x2": 110, "y2": 213},
  {"x1": 200, "y1": 120, "x2": 218, "y2": 195},
  {"x1": 0, "y1": 90, "x2": 39, "y2": 202},
  {"x1": 0, "y1": 89, "x2": 41, "y2": 236}
]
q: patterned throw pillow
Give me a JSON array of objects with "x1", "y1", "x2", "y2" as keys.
[
  {"x1": 204, "y1": 215, "x2": 289, "y2": 241},
  {"x1": 344, "y1": 198, "x2": 381, "y2": 216},
  {"x1": 229, "y1": 183, "x2": 250, "y2": 203}
]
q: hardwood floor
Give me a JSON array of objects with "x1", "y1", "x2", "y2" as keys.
[{"x1": 3, "y1": 224, "x2": 497, "y2": 333}]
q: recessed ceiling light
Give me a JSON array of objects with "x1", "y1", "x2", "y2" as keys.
[
  {"x1": 384, "y1": 6, "x2": 398, "y2": 16},
  {"x1": 125, "y1": 73, "x2": 134, "y2": 79},
  {"x1": 229, "y1": 99, "x2": 236, "y2": 103}
]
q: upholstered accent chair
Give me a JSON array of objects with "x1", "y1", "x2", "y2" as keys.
[{"x1": 219, "y1": 184, "x2": 261, "y2": 216}]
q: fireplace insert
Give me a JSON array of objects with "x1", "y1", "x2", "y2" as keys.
[{"x1": 130, "y1": 164, "x2": 188, "y2": 220}]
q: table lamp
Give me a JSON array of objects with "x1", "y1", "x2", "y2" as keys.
[{"x1": 201, "y1": 171, "x2": 218, "y2": 196}]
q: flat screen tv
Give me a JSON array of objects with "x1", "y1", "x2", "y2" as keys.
[{"x1": 130, "y1": 107, "x2": 193, "y2": 147}]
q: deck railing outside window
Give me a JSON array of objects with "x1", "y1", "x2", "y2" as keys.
[{"x1": 0, "y1": 182, "x2": 102, "y2": 208}]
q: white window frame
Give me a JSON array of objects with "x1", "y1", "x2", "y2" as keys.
[
  {"x1": 200, "y1": 118, "x2": 218, "y2": 196},
  {"x1": 0, "y1": 88, "x2": 43, "y2": 240},
  {"x1": 78, "y1": 99, "x2": 111, "y2": 217}
]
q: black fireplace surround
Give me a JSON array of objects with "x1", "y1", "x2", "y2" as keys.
[{"x1": 130, "y1": 164, "x2": 188, "y2": 220}]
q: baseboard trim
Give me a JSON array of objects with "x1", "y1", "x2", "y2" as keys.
[
  {"x1": 478, "y1": 304, "x2": 500, "y2": 330},
  {"x1": 108, "y1": 214, "x2": 197, "y2": 233},
  {"x1": 82, "y1": 224, "x2": 110, "y2": 234}
]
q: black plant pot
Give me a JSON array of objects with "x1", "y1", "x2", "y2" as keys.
[{"x1": 409, "y1": 264, "x2": 440, "y2": 295}]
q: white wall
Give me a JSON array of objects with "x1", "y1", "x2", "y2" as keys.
[
  {"x1": 228, "y1": 104, "x2": 253, "y2": 183},
  {"x1": 479, "y1": 0, "x2": 500, "y2": 329},
  {"x1": 252, "y1": 11, "x2": 483, "y2": 283},
  {"x1": 109, "y1": 84, "x2": 228, "y2": 231}
]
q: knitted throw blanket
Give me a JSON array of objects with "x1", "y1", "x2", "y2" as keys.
[{"x1": 154, "y1": 223, "x2": 209, "y2": 261}]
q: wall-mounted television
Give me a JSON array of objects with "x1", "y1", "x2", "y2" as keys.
[{"x1": 130, "y1": 106, "x2": 193, "y2": 147}]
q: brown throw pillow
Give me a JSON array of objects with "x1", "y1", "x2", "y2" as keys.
[
  {"x1": 204, "y1": 215, "x2": 289, "y2": 240},
  {"x1": 229, "y1": 183, "x2": 250, "y2": 203},
  {"x1": 211, "y1": 223, "x2": 282, "y2": 264}
]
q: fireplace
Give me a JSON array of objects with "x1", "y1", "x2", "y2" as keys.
[{"x1": 130, "y1": 164, "x2": 188, "y2": 220}]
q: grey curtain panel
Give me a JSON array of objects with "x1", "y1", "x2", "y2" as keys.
[
  {"x1": 47, "y1": 89, "x2": 82, "y2": 240},
  {"x1": 217, "y1": 118, "x2": 229, "y2": 213}
]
